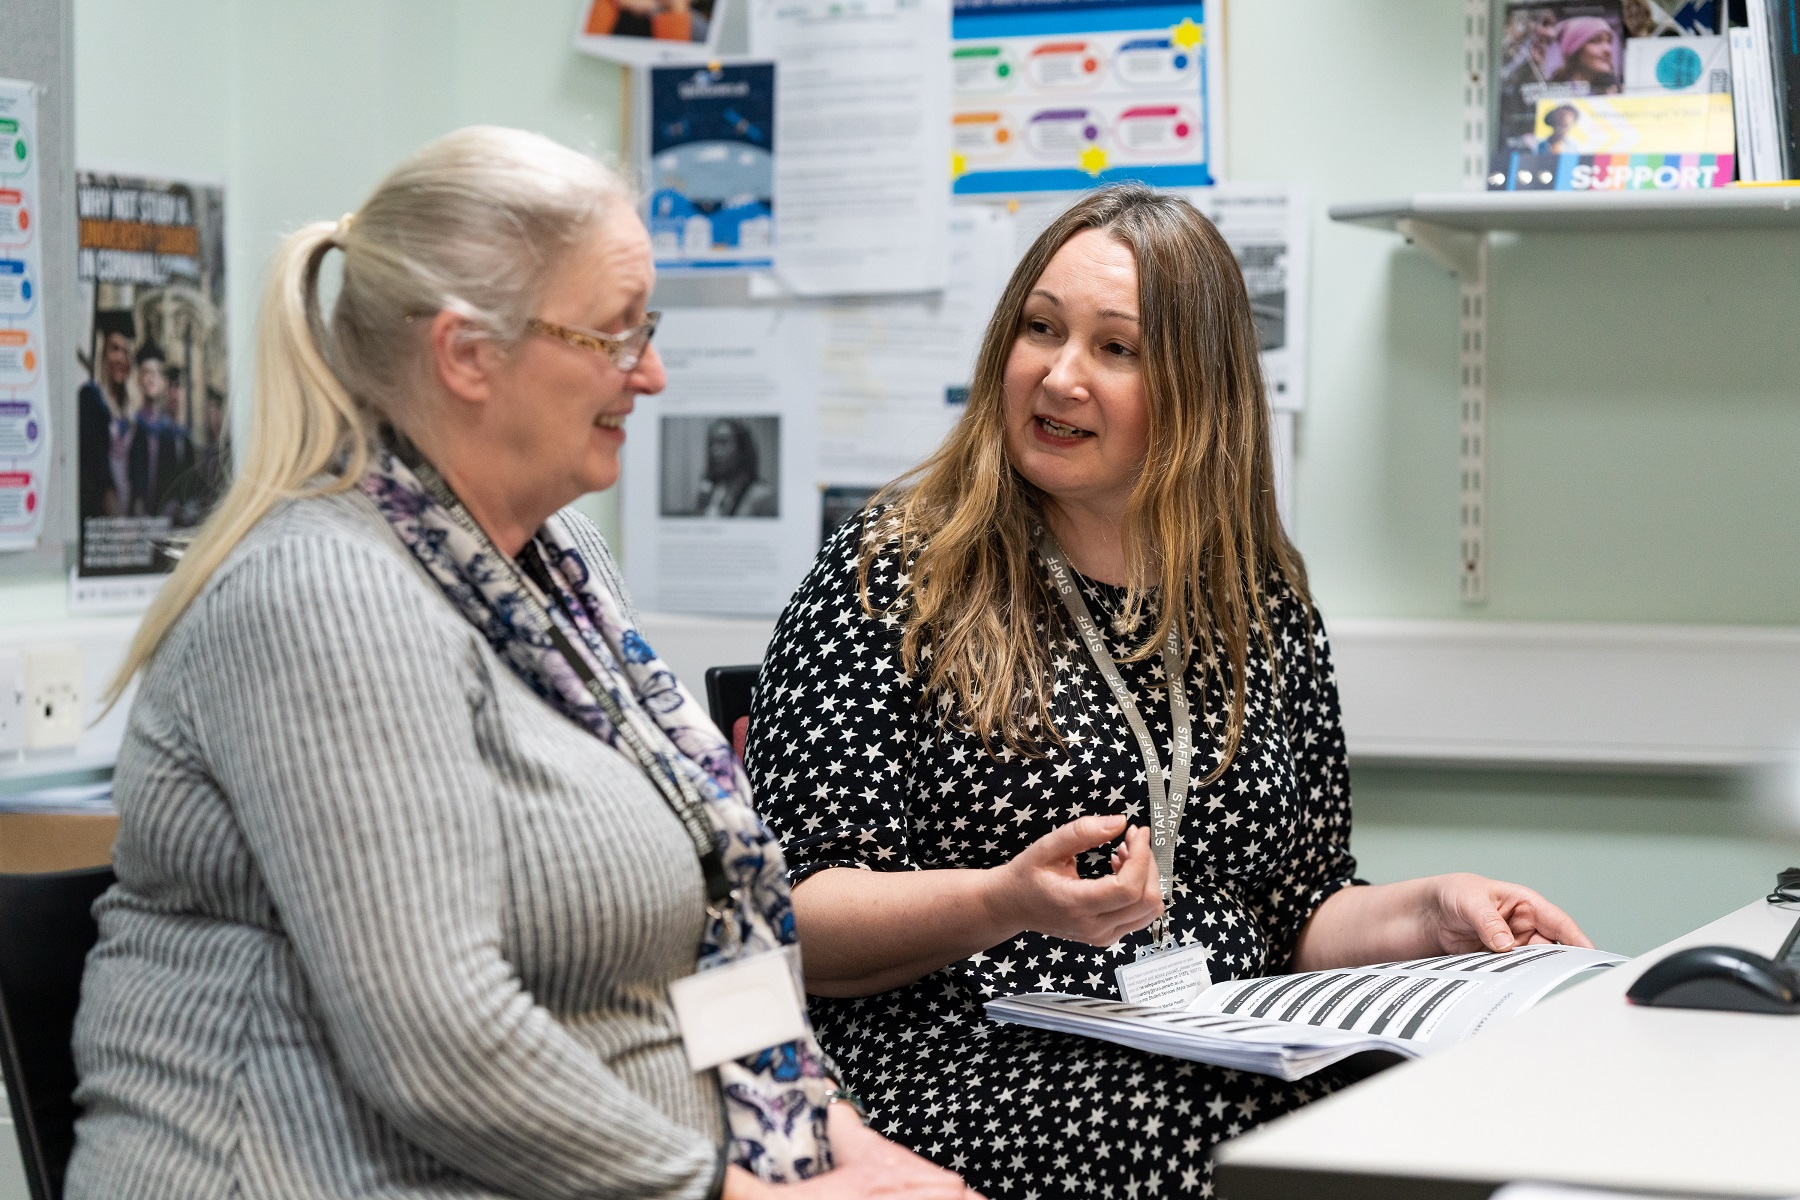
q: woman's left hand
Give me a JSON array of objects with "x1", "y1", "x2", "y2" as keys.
[
  {"x1": 1291, "y1": 872, "x2": 1595, "y2": 972},
  {"x1": 1418, "y1": 872, "x2": 1594, "y2": 954}
]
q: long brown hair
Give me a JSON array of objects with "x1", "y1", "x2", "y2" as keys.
[{"x1": 861, "y1": 184, "x2": 1309, "y2": 778}]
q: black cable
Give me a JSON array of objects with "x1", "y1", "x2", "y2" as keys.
[{"x1": 1770, "y1": 866, "x2": 1800, "y2": 906}]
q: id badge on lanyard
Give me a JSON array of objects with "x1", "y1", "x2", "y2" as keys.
[{"x1": 668, "y1": 946, "x2": 810, "y2": 1070}]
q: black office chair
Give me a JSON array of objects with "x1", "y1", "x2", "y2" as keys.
[
  {"x1": 704, "y1": 663, "x2": 761, "y2": 761},
  {"x1": 0, "y1": 866, "x2": 115, "y2": 1200}
]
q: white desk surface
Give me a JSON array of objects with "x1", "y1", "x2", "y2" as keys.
[{"x1": 1214, "y1": 898, "x2": 1800, "y2": 1199}]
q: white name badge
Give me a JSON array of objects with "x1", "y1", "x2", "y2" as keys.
[
  {"x1": 668, "y1": 947, "x2": 810, "y2": 1072},
  {"x1": 1114, "y1": 941, "x2": 1213, "y2": 1009}
]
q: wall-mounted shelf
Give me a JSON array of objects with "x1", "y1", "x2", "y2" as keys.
[
  {"x1": 1334, "y1": 0, "x2": 1800, "y2": 609},
  {"x1": 1325, "y1": 3, "x2": 1800, "y2": 605},
  {"x1": 1334, "y1": 185, "x2": 1800, "y2": 605},
  {"x1": 1331, "y1": 187, "x2": 1800, "y2": 235}
]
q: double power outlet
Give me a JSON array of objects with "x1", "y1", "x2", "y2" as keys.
[{"x1": 0, "y1": 643, "x2": 85, "y2": 755}]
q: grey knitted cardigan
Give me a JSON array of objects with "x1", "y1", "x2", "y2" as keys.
[{"x1": 65, "y1": 489, "x2": 725, "y2": 1200}]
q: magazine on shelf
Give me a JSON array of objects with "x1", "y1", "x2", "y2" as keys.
[
  {"x1": 1715, "y1": 0, "x2": 1800, "y2": 183},
  {"x1": 1763, "y1": 0, "x2": 1800, "y2": 178},
  {"x1": 986, "y1": 944, "x2": 1625, "y2": 1082},
  {"x1": 1497, "y1": 2, "x2": 1628, "y2": 153}
]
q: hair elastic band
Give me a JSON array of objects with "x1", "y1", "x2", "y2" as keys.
[{"x1": 333, "y1": 211, "x2": 356, "y2": 244}]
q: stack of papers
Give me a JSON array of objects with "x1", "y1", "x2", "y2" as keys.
[
  {"x1": 985, "y1": 993, "x2": 1406, "y2": 1081},
  {"x1": 0, "y1": 780, "x2": 115, "y2": 814},
  {"x1": 987, "y1": 946, "x2": 1625, "y2": 1081}
]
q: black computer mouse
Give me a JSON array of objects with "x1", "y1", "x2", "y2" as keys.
[{"x1": 1625, "y1": 944, "x2": 1800, "y2": 1014}]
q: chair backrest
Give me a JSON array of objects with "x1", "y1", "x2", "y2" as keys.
[
  {"x1": 0, "y1": 866, "x2": 115, "y2": 1200},
  {"x1": 704, "y1": 663, "x2": 761, "y2": 762}
]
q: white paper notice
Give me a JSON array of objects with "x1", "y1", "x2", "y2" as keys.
[
  {"x1": 0, "y1": 79, "x2": 47, "y2": 552},
  {"x1": 622, "y1": 307, "x2": 822, "y2": 616},
  {"x1": 816, "y1": 204, "x2": 1011, "y2": 485},
  {"x1": 1203, "y1": 183, "x2": 1310, "y2": 414},
  {"x1": 751, "y1": 0, "x2": 951, "y2": 296}
]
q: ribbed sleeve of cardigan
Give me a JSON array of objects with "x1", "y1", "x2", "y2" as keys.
[{"x1": 177, "y1": 529, "x2": 720, "y2": 1200}]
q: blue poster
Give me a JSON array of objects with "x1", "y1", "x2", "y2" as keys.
[
  {"x1": 950, "y1": 0, "x2": 1220, "y2": 196},
  {"x1": 646, "y1": 61, "x2": 777, "y2": 273}
]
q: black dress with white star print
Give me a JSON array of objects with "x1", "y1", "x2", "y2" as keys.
[{"x1": 745, "y1": 514, "x2": 1362, "y2": 1200}]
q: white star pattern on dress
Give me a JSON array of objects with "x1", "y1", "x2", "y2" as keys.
[{"x1": 746, "y1": 513, "x2": 1360, "y2": 1198}]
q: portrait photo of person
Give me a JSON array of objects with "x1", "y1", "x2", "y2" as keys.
[
  {"x1": 659, "y1": 414, "x2": 780, "y2": 519},
  {"x1": 1546, "y1": 16, "x2": 1621, "y2": 91},
  {"x1": 1538, "y1": 103, "x2": 1582, "y2": 152}
]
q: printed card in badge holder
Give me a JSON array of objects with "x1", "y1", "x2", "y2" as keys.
[
  {"x1": 669, "y1": 946, "x2": 810, "y2": 1071},
  {"x1": 1115, "y1": 941, "x2": 1212, "y2": 1009}
]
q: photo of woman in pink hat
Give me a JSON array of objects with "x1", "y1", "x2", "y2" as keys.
[{"x1": 1546, "y1": 15, "x2": 1621, "y2": 90}]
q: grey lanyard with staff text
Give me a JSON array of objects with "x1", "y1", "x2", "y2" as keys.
[{"x1": 1039, "y1": 534, "x2": 1192, "y2": 949}]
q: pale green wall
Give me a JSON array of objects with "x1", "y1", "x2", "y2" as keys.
[
  {"x1": 1230, "y1": 0, "x2": 1800, "y2": 624},
  {"x1": 1221, "y1": 1, "x2": 1800, "y2": 950},
  {"x1": 2, "y1": 0, "x2": 1793, "y2": 952}
]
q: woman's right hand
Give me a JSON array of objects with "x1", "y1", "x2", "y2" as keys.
[
  {"x1": 724, "y1": 1103, "x2": 981, "y2": 1197},
  {"x1": 986, "y1": 815, "x2": 1163, "y2": 947},
  {"x1": 787, "y1": 816, "x2": 1163, "y2": 997}
]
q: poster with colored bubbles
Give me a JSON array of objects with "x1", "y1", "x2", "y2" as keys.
[
  {"x1": 950, "y1": 0, "x2": 1224, "y2": 197},
  {"x1": 71, "y1": 171, "x2": 228, "y2": 613},
  {"x1": 0, "y1": 79, "x2": 49, "y2": 552},
  {"x1": 643, "y1": 60, "x2": 777, "y2": 275}
]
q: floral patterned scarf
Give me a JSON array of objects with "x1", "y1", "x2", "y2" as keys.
[{"x1": 358, "y1": 447, "x2": 833, "y2": 1182}]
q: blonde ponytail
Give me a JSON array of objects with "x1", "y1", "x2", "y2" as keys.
[
  {"x1": 103, "y1": 125, "x2": 627, "y2": 708},
  {"x1": 104, "y1": 223, "x2": 374, "y2": 708}
]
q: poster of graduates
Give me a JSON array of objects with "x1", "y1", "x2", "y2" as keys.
[{"x1": 75, "y1": 171, "x2": 226, "y2": 585}]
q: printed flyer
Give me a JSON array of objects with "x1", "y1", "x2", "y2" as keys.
[
  {"x1": 72, "y1": 171, "x2": 227, "y2": 612},
  {"x1": 750, "y1": 0, "x2": 950, "y2": 295},
  {"x1": 1531, "y1": 91, "x2": 1734, "y2": 154},
  {"x1": 644, "y1": 60, "x2": 777, "y2": 274},
  {"x1": 620, "y1": 308, "x2": 820, "y2": 617},
  {"x1": 950, "y1": 0, "x2": 1224, "y2": 197},
  {"x1": 0, "y1": 79, "x2": 48, "y2": 553}
]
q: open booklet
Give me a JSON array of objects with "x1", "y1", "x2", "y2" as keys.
[{"x1": 985, "y1": 945, "x2": 1625, "y2": 1082}]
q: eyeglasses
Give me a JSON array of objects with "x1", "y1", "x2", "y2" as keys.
[{"x1": 527, "y1": 312, "x2": 661, "y2": 372}]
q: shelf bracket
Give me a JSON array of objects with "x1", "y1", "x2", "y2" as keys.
[
  {"x1": 1394, "y1": 216, "x2": 1491, "y2": 605},
  {"x1": 1394, "y1": 219, "x2": 1482, "y2": 281}
]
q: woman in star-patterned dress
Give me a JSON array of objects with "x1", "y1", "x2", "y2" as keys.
[{"x1": 745, "y1": 186, "x2": 1591, "y2": 1199}]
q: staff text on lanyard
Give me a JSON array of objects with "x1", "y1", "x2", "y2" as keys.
[{"x1": 1039, "y1": 534, "x2": 1193, "y2": 949}]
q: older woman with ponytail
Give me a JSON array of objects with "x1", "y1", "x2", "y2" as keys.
[{"x1": 66, "y1": 127, "x2": 974, "y2": 1200}]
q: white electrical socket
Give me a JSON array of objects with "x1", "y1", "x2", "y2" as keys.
[
  {"x1": 24, "y1": 643, "x2": 83, "y2": 751},
  {"x1": 0, "y1": 649, "x2": 23, "y2": 755}
]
